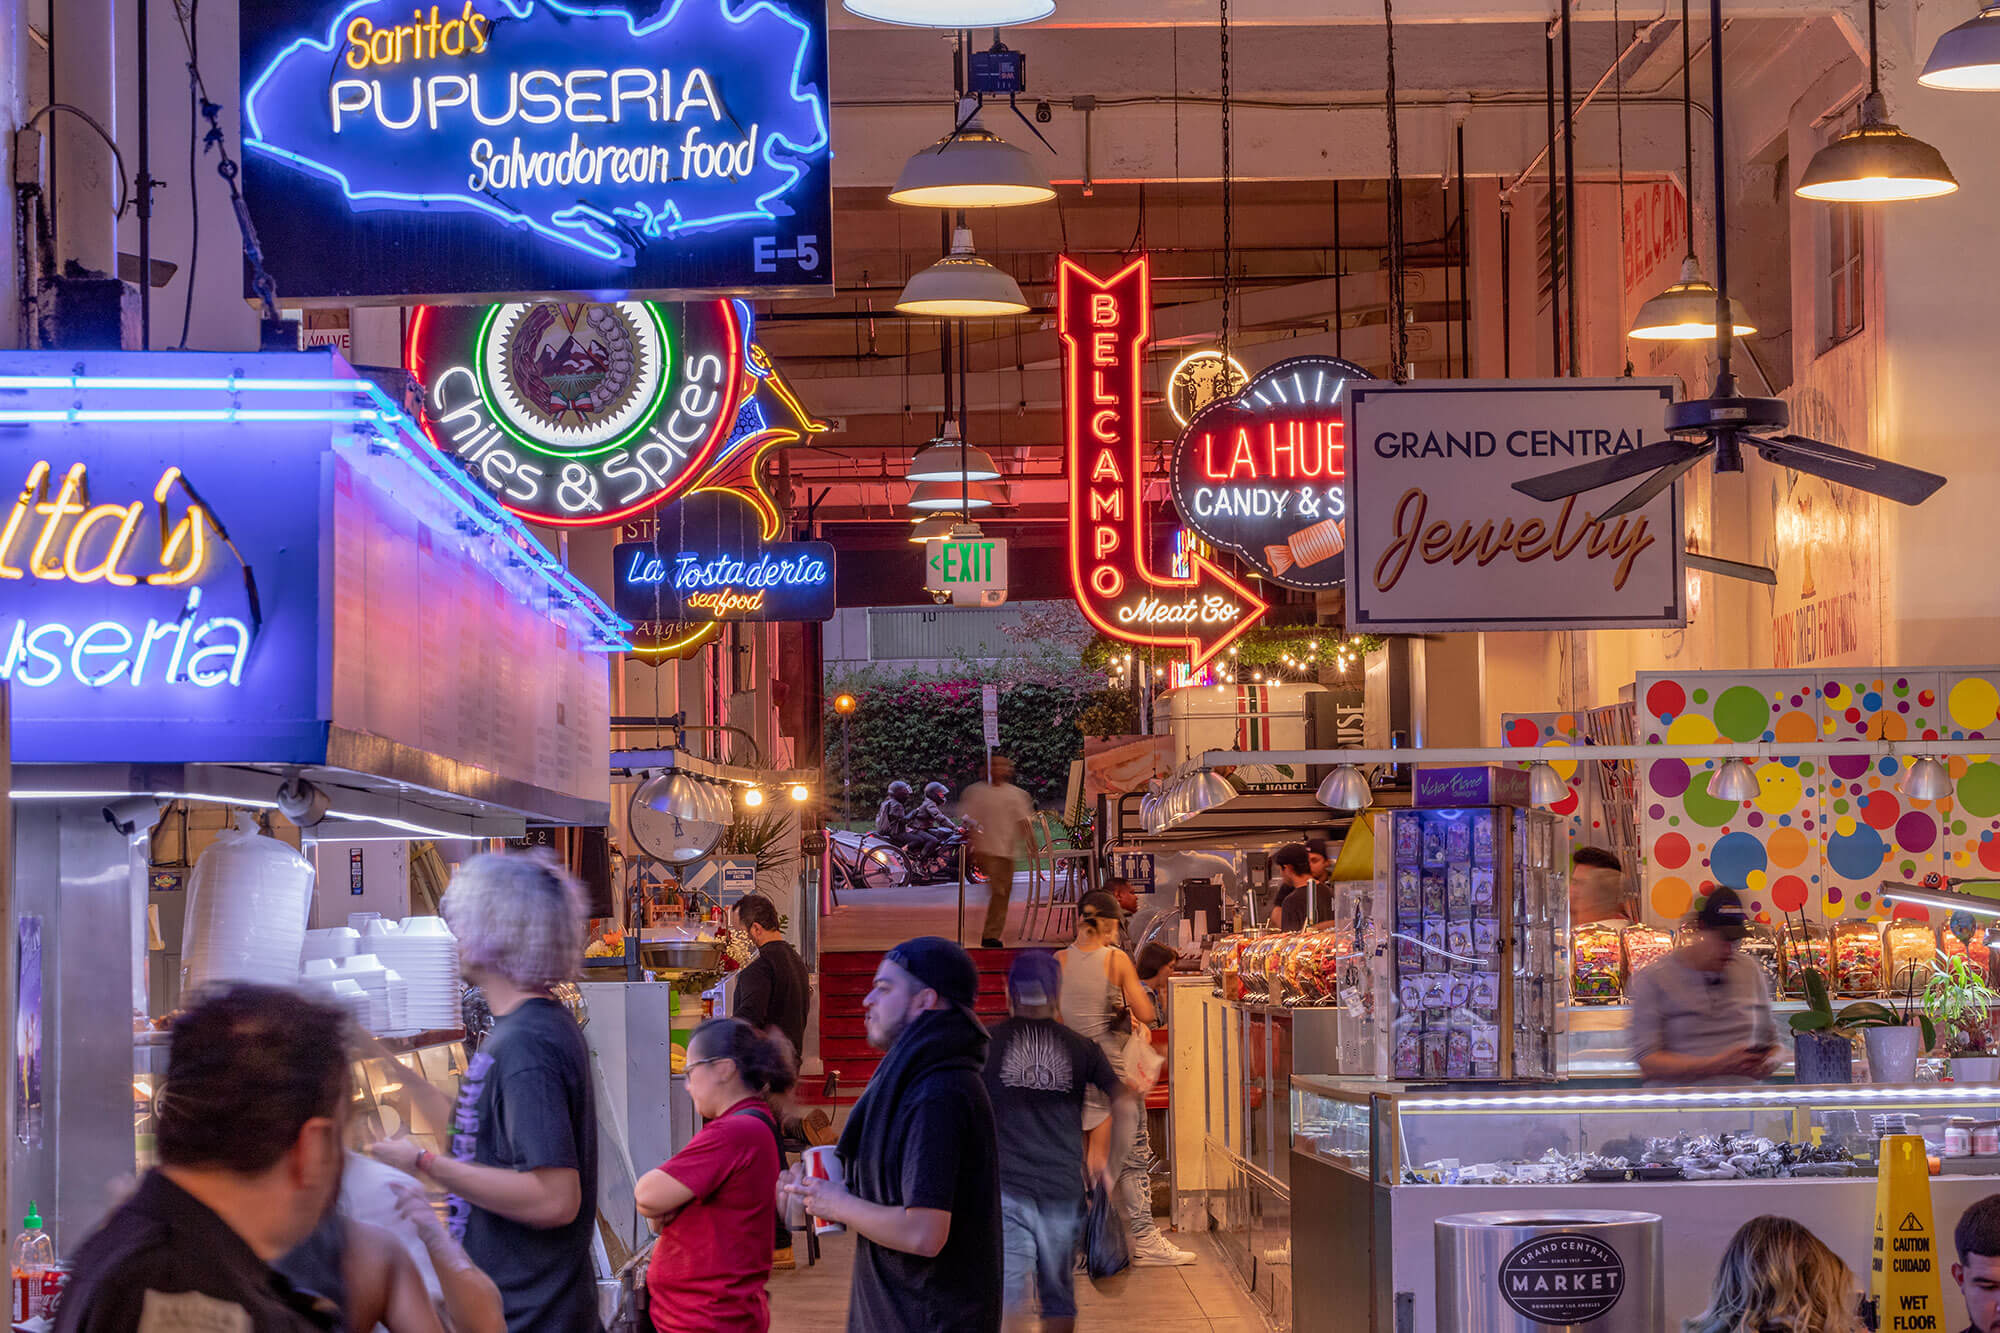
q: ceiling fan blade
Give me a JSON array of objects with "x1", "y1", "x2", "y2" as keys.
[
  {"x1": 1685, "y1": 551, "x2": 1778, "y2": 585},
  {"x1": 1594, "y1": 443, "x2": 1716, "y2": 520},
  {"x1": 1755, "y1": 434, "x2": 1948, "y2": 506},
  {"x1": 1510, "y1": 439, "x2": 1713, "y2": 502}
]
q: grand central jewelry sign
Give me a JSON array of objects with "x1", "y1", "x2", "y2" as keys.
[
  {"x1": 240, "y1": 0, "x2": 834, "y2": 301},
  {"x1": 1342, "y1": 380, "x2": 1685, "y2": 632}
]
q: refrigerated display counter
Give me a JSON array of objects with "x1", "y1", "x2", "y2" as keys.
[{"x1": 1289, "y1": 1075, "x2": 2000, "y2": 1333}]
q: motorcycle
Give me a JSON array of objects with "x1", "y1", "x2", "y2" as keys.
[
  {"x1": 899, "y1": 823, "x2": 984, "y2": 887},
  {"x1": 825, "y1": 823, "x2": 987, "y2": 891}
]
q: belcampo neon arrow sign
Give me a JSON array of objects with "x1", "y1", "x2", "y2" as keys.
[{"x1": 1059, "y1": 254, "x2": 1267, "y2": 669}]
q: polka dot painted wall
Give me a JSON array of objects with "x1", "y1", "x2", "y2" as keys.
[{"x1": 1502, "y1": 712, "x2": 1589, "y2": 849}]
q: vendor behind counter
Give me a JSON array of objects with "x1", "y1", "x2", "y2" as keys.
[{"x1": 1628, "y1": 887, "x2": 1780, "y2": 1086}]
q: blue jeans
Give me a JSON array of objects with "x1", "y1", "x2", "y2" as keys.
[
  {"x1": 1001, "y1": 1192, "x2": 1081, "y2": 1318},
  {"x1": 1119, "y1": 1110, "x2": 1164, "y2": 1244}
]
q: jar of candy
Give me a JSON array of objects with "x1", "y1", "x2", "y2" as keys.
[
  {"x1": 1886, "y1": 918, "x2": 1940, "y2": 995},
  {"x1": 1620, "y1": 924, "x2": 1674, "y2": 987},
  {"x1": 1739, "y1": 922, "x2": 1782, "y2": 995},
  {"x1": 1833, "y1": 920, "x2": 1885, "y2": 996},
  {"x1": 1571, "y1": 922, "x2": 1624, "y2": 1003},
  {"x1": 1779, "y1": 920, "x2": 1832, "y2": 998}
]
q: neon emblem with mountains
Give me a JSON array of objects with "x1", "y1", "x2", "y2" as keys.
[{"x1": 244, "y1": 0, "x2": 830, "y2": 266}]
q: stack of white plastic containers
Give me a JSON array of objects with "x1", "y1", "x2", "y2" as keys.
[
  {"x1": 180, "y1": 814, "x2": 316, "y2": 995},
  {"x1": 300, "y1": 916, "x2": 460, "y2": 1036}
]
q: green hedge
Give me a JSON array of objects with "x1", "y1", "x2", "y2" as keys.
[{"x1": 823, "y1": 675, "x2": 1105, "y2": 815}]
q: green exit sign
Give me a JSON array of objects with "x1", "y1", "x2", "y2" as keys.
[{"x1": 924, "y1": 535, "x2": 1010, "y2": 604}]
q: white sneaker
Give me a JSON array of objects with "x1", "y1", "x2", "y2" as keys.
[{"x1": 1131, "y1": 1233, "x2": 1198, "y2": 1266}]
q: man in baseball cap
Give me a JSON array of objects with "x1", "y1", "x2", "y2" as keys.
[
  {"x1": 1626, "y1": 887, "x2": 1779, "y2": 1086},
  {"x1": 783, "y1": 937, "x2": 1001, "y2": 1331}
]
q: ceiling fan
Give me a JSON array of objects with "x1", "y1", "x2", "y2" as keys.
[{"x1": 1510, "y1": 0, "x2": 1946, "y2": 581}]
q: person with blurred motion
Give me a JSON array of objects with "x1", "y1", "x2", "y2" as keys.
[
  {"x1": 1955, "y1": 1194, "x2": 2000, "y2": 1333},
  {"x1": 782, "y1": 937, "x2": 1001, "y2": 1333},
  {"x1": 636, "y1": 1018, "x2": 793, "y2": 1333},
  {"x1": 1685, "y1": 1215, "x2": 1865, "y2": 1333},
  {"x1": 1628, "y1": 886, "x2": 1779, "y2": 1087},
  {"x1": 982, "y1": 951, "x2": 1130, "y2": 1330},
  {"x1": 278, "y1": 1184, "x2": 504, "y2": 1333},
  {"x1": 1571, "y1": 846, "x2": 1634, "y2": 929},
  {"x1": 1062, "y1": 892, "x2": 1190, "y2": 1266},
  {"x1": 1122, "y1": 941, "x2": 1191, "y2": 1264},
  {"x1": 56, "y1": 985, "x2": 352, "y2": 1332},
  {"x1": 1266, "y1": 843, "x2": 1317, "y2": 932},
  {"x1": 368, "y1": 851, "x2": 600, "y2": 1333},
  {"x1": 963, "y1": 755, "x2": 1037, "y2": 949}
]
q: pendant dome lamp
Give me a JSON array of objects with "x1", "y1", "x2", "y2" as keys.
[
  {"x1": 843, "y1": 0, "x2": 1053, "y2": 28},
  {"x1": 908, "y1": 480, "x2": 1001, "y2": 511},
  {"x1": 890, "y1": 100, "x2": 1056, "y2": 209},
  {"x1": 905, "y1": 420, "x2": 1001, "y2": 483},
  {"x1": 1798, "y1": 0, "x2": 1958, "y2": 201},
  {"x1": 909, "y1": 513, "x2": 961, "y2": 543},
  {"x1": 1921, "y1": 0, "x2": 2000, "y2": 89},
  {"x1": 895, "y1": 224, "x2": 1030, "y2": 318},
  {"x1": 1629, "y1": 0, "x2": 1757, "y2": 342}
]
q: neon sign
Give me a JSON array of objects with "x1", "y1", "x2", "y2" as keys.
[
  {"x1": 239, "y1": 0, "x2": 833, "y2": 299},
  {"x1": 615, "y1": 492, "x2": 834, "y2": 624},
  {"x1": 1168, "y1": 355, "x2": 1372, "y2": 591},
  {"x1": 407, "y1": 298, "x2": 741, "y2": 526},
  {"x1": 1057, "y1": 255, "x2": 1266, "y2": 669}
]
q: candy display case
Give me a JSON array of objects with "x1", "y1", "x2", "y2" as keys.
[
  {"x1": 1740, "y1": 921, "x2": 1782, "y2": 995},
  {"x1": 1571, "y1": 921, "x2": 1623, "y2": 1003},
  {"x1": 1832, "y1": 918, "x2": 1885, "y2": 996},
  {"x1": 1287, "y1": 1076, "x2": 2000, "y2": 1333},
  {"x1": 1779, "y1": 919, "x2": 1832, "y2": 997},
  {"x1": 1619, "y1": 923, "x2": 1672, "y2": 985},
  {"x1": 1887, "y1": 918, "x2": 1940, "y2": 992},
  {"x1": 1940, "y1": 923, "x2": 1994, "y2": 977}
]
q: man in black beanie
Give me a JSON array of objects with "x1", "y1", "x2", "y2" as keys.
[{"x1": 784, "y1": 936, "x2": 1001, "y2": 1332}]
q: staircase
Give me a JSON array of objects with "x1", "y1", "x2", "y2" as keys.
[{"x1": 808, "y1": 946, "x2": 1050, "y2": 1104}]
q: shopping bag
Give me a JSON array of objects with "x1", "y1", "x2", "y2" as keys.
[{"x1": 1084, "y1": 1179, "x2": 1131, "y2": 1280}]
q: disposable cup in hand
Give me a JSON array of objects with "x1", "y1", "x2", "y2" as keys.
[{"x1": 802, "y1": 1145, "x2": 846, "y2": 1235}]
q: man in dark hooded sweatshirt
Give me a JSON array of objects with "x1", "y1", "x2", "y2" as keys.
[{"x1": 783, "y1": 936, "x2": 1000, "y2": 1333}]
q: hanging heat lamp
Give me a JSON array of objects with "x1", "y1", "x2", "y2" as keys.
[
  {"x1": 1921, "y1": 0, "x2": 2000, "y2": 90},
  {"x1": 890, "y1": 100, "x2": 1055, "y2": 209},
  {"x1": 895, "y1": 224, "x2": 1029, "y2": 318},
  {"x1": 905, "y1": 420, "x2": 1001, "y2": 483}
]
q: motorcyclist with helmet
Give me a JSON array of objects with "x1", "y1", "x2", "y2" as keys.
[
  {"x1": 903, "y1": 782, "x2": 954, "y2": 863},
  {"x1": 875, "y1": 780, "x2": 913, "y2": 845}
]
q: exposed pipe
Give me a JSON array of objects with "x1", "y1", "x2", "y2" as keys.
[
  {"x1": 1456, "y1": 121, "x2": 1470, "y2": 375},
  {"x1": 1501, "y1": 15, "x2": 1673, "y2": 202},
  {"x1": 1562, "y1": 0, "x2": 1579, "y2": 376},
  {"x1": 1545, "y1": 28, "x2": 1560, "y2": 374}
]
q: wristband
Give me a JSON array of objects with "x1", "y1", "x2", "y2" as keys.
[{"x1": 417, "y1": 1149, "x2": 436, "y2": 1175}]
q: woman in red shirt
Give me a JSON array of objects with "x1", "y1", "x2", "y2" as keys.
[{"x1": 635, "y1": 1018, "x2": 793, "y2": 1332}]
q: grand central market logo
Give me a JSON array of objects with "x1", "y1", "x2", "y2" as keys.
[
  {"x1": 242, "y1": 0, "x2": 831, "y2": 267},
  {"x1": 407, "y1": 297, "x2": 742, "y2": 526}
]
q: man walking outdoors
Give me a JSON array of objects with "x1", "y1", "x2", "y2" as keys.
[
  {"x1": 57, "y1": 985, "x2": 352, "y2": 1332},
  {"x1": 983, "y1": 952, "x2": 1130, "y2": 1330},
  {"x1": 783, "y1": 937, "x2": 1001, "y2": 1333},
  {"x1": 963, "y1": 755, "x2": 1036, "y2": 949}
]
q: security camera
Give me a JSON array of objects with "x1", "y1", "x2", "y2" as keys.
[
  {"x1": 102, "y1": 795, "x2": 163, "y2": 837},
  {"x1": 276, "y1": 777, "x2": 332, "y2": 827},
  {"x1": 1035, "y1": 99, "x2": 1052, "y2": 124},
  {"x1": 931, "y1": 588, "x2": 953, "y2": 605}
]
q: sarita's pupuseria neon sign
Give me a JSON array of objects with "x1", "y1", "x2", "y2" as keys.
[
  {"x1": 243, "y1": 0, "x2": 832, "y2": 270},
  {"x1": 0, "y1": 462, "x2": 254, "y2": 689}
]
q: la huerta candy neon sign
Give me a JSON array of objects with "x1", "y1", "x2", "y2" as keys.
[{"x1": 242, "y1": 0, "x2": 831, "y2": 275}]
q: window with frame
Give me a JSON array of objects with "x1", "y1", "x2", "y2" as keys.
[{"x1": 1820, "y1": 104, "x2": 1866, "y2": 348}]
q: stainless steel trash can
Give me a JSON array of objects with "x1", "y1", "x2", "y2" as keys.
[{"x1": 1436, "y1": 1211, "x2": 1663, "y2": 1333}]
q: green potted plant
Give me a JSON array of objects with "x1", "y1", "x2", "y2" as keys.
[
  {"x1": 1794, "y1": 960, "x2": 1935, "y2": 1084},
  {"x1": 1921, "y1": 954, "x2": 2000, "y2": 1081},
  {"x1": 1786, "y1": 967, "x2": 1857, "y2": 1083}
]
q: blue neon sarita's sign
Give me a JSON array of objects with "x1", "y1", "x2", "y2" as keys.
[
  {"x1": 239, "y1": 0, "x2": 833, "y2": 301},
  {"x1": 615, "y1": 491, "x2": 834, "y2": 623}
]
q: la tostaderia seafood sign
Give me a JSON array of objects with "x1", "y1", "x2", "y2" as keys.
[{"x1": 1342, "y1": 380, "x2": 1688, "y2": 634}]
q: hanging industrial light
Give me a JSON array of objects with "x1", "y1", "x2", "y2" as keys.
[
  {"x1": 1187, "y1": 770, "x2": 1237, "y2": 814},
  {"x1": 1316, "y1": 764, "x2": 1373, "y2": 812},
  {"x1": 1798, "y1": 0, "x2": 1957, "y2": 201},
  {"x1": 1921, "y1": 1, "x2": 2000, "y2": 89},
  {"x1": 1902, "y1": 755, "x2": 1955, "y2": 801},
  {"x1": 1527, "y1": 762, "x2": 1568, "y2": 808},
  {"x1": 895, "y1": 225, "x2": 1029, "y2": 317},
  {"x1": 905, "y1": 421, "x2": 1001, "y2": 483},
  {"x1": 890, "y1": 101, "x2": 1055, "y2": 208},
  {"x1": 909, "y1": 514, "x2": 961, "y2": 543},
  {"x1": 1712, "y1": 758, "x2": 1762, "y2": 802},
  {"x1": 1629, "y1": 0, "x2": 1757, "y2": 342},
  {"x1": 908, "y1": 480, "x2": 1000, "y2": 511},
  {"x1": 843, "y1": 0, "x2": 1053, "y2": 28},
  {"x1": 639, "y1": 771, "x2": 709, "y2": 822}
]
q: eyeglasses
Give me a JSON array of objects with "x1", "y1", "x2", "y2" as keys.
[{"x1": 684, "y1": 1056, "x2": 730, "y2": 1072}]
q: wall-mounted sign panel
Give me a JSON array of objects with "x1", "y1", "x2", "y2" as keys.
[
  {"x1": 239, "y1": 0, "x2": 834, "y2": 302},
  {"x1": 1169, "y1": 355, "x2": 1372, "y2": 590},
  {"x1": 615, "y1": 492, "x2": 834, "y2": 623},
  {"x1": 407, "y1": 298, "x2": 741, "y2": 527},
  {"x1": 1058, "y1": 255, "x2": 1266, "y2": 669},
  {"x1": 925, "y1": 534, "x2": 1008, "y2": 607},
  {"x1": 1342, "y1": 379, "x2": 1684, "y2": 632}
]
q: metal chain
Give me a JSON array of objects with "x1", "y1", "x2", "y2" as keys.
[
  {"x1": 1219, "y1": 0, "x2": 1233, "y2": 359},
  {"x1": 1384, "y1": 0, "x2": 1408, "y2": 381}
]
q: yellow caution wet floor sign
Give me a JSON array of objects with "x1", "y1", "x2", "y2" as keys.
[{"x1": 1873, "y1": 1134, "x2": 1945, "y2": 1331}]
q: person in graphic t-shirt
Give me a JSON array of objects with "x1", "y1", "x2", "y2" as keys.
[
  {"x1": 982, "y1": 951, "x2": 1130, "y2": 1331},
  {"x1": 635, "y1": 1018, "x2": 792, "y2": 1333},
  {"x1": 369, "y1": 852, "x2": 600, "y2": 1333}
]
